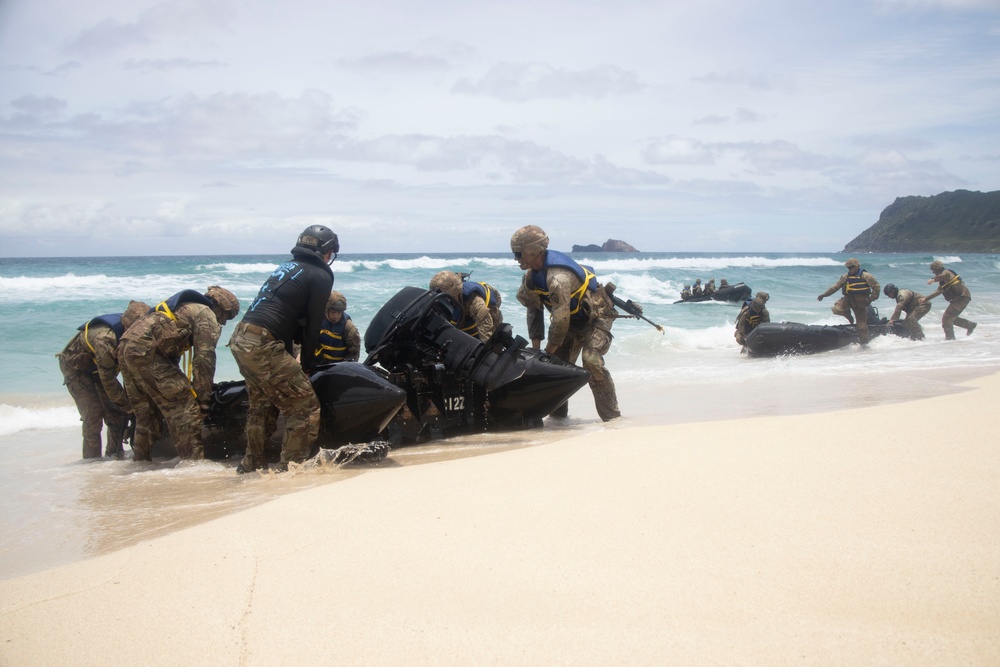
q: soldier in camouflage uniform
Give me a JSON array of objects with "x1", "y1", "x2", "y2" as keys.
[
  {"x1": 921, "y1": 260, "x2": 977, "y2": 340},
  {"x1": 429, "y1": 270, "x2": 504, "y2": 342},
  {"x1": 230, "y1": 225, "x2": 338, "y2": 473},
  {"x1": 883, "y1": 283, "x2": 930, "y2": 340},
  {"x1": 817, "y1": 258, "x2": 880, "y2": 346},
  {"x1": 315, "y1": 291, "x2": 361, "y2": 363},
  {"x1": 734, "y1": 292, "x2": 770, "y2": 351},
  {"x1": 119, "y1": 286, "x2": 240, "y2": 461},
  {"x1": 511, "y1": 225, "x2": 620, "y2": 422},
  {"x1": 57, "y1": 300, "x2": 150, "y2": 459}
]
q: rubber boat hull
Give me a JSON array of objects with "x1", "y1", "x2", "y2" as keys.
[
  {"x1": 743, "y1": 318, "x2": 908, "y2": 357},
  {"x1": 674, "y1": 282, "x2": 752, "y2": 304},
  {"x1": 196, "y1": 361, "x2": 407, "y2": 461}
]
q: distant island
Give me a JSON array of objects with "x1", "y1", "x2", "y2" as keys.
[
  {"x1": 843, "y1": 189, "x2": 1000, "y2": 253},
  {"x1": 571, "y1": 239, "x2": 640, "y2": 253}
]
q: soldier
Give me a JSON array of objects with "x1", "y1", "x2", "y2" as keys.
[
  {"x1": 817, "y1": 258, "x2": 880, "y2": 346},
  {"x1": 230, "y1": 225, "x2": 338, "y2": 473},
  {"x1": 719, "y1": 279, "x2": 730, "y2": 289},
  {"x1": 57, "y1": 300, "x2": 150, "y2": 459},
  {"x1": 119, "y1": 286, "x2": 240, "y2": 461},
  {"x1": 734, "y1": 292, "x2": 770, "y2": 352},
  {"x1": 315, "y1": 290, "x2": 361, "y2": 363},
  {"x1": 692, "y1": 278, "x2": 704, "y2": 297},
  {"x1": 510, "y1": 225, "x2": 620, "y2": 422},
  {"x1": 680, "y1": 285, "x2": 693, "y2": 300},
  {"x1": 429, "y1": 270, "x2": 504, "y2": 342},
  {"x1": 920, "y1": 260, "x2": 977, "y2": 340},
  {"x1": 704, "y1": 278, "x2": 716, "y2": 296},
  {"x1": 884, "y1": 283, "x2": 931, "y2": 340}
]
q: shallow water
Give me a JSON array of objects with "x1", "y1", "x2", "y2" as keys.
[{"x1": 1, "y1": 364, "x2": 993, "y2": 580}]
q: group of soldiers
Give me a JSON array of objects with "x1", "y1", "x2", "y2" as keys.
[
  {"x1": 59, "y1": 224, "x2": 622, "y2": 467},
  {"x1": 680, "y1": 277, "x2": 732, "y2": 300},
  {"x1": 734, "y1": 258, "x2": 978, "y2": 350}
]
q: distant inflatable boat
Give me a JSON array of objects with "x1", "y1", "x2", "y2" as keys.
[
  {"x1": 674, "y1": 282, "x2": 752, "y2": 304},
  {"x1": 743, "y1": 317, "x2": 908, "y2": 357}
]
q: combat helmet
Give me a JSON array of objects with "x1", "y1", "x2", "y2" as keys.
[
  {"x1": 327, "y1": 290, "x2": 347, "y2": 314},
  {"x1": 121, "y1": 300, "x2": 151, "y2": 330},
  {"x1": 294, "y1": 225, "x2": 340, "y2": 263},
  {"x1": 429, "y1": 270, "x2": 463, "y2": 304},
  {"x1": 930, "y1": 260, "x2": 944, "y2": 273},
  {"x1": 845, "y1": 258, "x2": 860, "y2": 270},
  {"x1": 510, "y1": 225, "x2": 549, "y2": 266},
  {"x1": 205, "y1": 286, "x2": 240, "y2": 323},
  {"x1": 883, "y1": 283, "x2": 898, "y2": 299},
  {"x1": 751, "y1": 291, "x2": 769, "y2": 312}
]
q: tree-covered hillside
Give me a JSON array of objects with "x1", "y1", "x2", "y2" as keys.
[{"x1": 843, "y1": 190, "x2": 1000, "y2": 253}]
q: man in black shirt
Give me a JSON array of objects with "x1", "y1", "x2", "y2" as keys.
[{"x1": 229, "y1": 225, "x2": 338, "y2": 473}]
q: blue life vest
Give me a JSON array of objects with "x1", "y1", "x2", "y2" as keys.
[
  {"x1": 844, "y1": 269, "x2": 872, "y2": 297},
  {"x1": 78, "y1": 313, "x2": 125, "y2": 340},
  {"x1": 155, "y1": 289, "x2": 214, "y2": 321},
  {"x1": 529, "y1": 250, "x2": 597, "y2": 322},
  {"x1": 316, "y1": 314, "x2": 352, "y2": 362},
  {"x1": 455, "y1": 282, "x2": 500, "y2": 337}
]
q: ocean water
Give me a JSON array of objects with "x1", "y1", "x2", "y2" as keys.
[{"x1": 2, "y1": 251, "x2": 999, "y2": 578}]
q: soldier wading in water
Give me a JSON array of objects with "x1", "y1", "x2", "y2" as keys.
[
  {"x1": 229, "y1": 225, "x2": 338, "y2": 473},
  {"x1": 510, "y1": 225, "x2": 620, "y2": 422}
]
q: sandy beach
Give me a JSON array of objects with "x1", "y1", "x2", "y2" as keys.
[{"x1": 2, "y1": 373, "x2": 999, "y2": 665}]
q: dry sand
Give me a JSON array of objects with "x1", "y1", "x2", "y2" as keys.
[{"x1": 2, "y1": 374, "x2": 999, "y2": 666}]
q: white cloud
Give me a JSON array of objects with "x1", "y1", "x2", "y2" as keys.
[{"x1": 453, "y1": 62, "x2": 645, "y2": 101}]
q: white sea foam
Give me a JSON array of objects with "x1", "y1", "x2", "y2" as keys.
[
  {"x1": 576, "y1": 256, "x2": 843, "y2": 272},
  {"x1": 0, "y1": 404, "x2": 79, "y2": 437}
]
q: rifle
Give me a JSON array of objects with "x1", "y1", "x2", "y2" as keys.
[{"x1": 604, "y1": 282, "x2": 664, "y2": 334}]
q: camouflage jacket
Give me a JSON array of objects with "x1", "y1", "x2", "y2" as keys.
[
  {"x1": 889, "y1": 289, "x2": 926, "y2": 320},
  {"x1": 59, "y1": 324, "x2": 130, "y2": 411},
  {"x1": 926, "y1": 269, "x2": 970, "y2": 302},
  {"x1": 122, "y1": 302, "x2": 221, "y2": 404},
  {"x1": 516, "y1": 266, "x2": 609, "y2": 347}
]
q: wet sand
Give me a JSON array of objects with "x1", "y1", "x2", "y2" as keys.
[{"x1": 2, "y1": 370, "x2": 999, "y2": 665}]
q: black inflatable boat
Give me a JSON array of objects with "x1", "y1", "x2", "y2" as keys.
[
  {"x1": 189, "y1": 286, "x2": 591, "y2": 462},
  {"x1": 674, "y1": 282, "x2": 752, "y2": 304},
  {"x1": 743, "y1": 313, "x2": 908, "y2": 357}
]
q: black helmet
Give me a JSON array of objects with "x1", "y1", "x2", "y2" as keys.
[
  {"x1": 295, "y1": 225, "x2": 340, "y2": 258},
  {"x1": 884, "y1": 283, "x2": 897, "y2": 298}
]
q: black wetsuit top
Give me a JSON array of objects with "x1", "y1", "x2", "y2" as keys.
[{"x1": 242, "y1": 250, "x2": 334, "y2": 370}]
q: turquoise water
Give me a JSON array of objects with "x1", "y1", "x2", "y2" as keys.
[{"x1": 2, "y1": 250, "x2": 999, "y2": 411}]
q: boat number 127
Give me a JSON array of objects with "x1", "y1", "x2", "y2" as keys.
[{"x1": 444, "y1": 395, "x2": 465, "y2": 411}]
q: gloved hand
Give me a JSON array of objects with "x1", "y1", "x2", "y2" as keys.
[{"x1": 817, "y1": 295, "x2": 824, "y2": 302}]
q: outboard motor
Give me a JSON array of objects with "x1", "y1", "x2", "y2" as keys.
[
  {"x1": 365, "y1": 287, "x2": 526, "y2": 390},
  {"x1": 365, "y1": 287, "x2": 591, "y2": 442}
]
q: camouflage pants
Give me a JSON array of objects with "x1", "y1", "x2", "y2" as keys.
[
  {"x1": 59, "y1": 357, "x2": 127, "y2": 459},
  {"x1": 119, "y1": 341, "x2": 203, "y2": 460},
  {"x1": 551, "y1": 316, "x2": 620, "y2": 422},
  {"x1": 229, "y1": 324, "x2": 320, "y2": 470},
  {"x1": 832, "y1": 296, "x2": 871, "y2": 345},
  {"x1": 941, "y1": 295, "x2": 974, "y2": 340},
  {"x1": 901, "y1": 302, "x2": 931, "y2": 340}
]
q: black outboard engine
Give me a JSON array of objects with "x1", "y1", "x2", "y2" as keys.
[
  {"x1": 364, "y1": 287, "x2": 591, "y2": 442},
  {"x1": 365, "y1": 287, "x2": 526, "y2": 390}
]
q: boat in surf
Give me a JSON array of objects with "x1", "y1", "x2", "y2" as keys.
[
  {"x1": 674, "y1": 282, "x2": 752, "y2": 304},
  {"x1": 743, "y1": 307, "x2": 909, "y2": 357},
  {"x1": 184, "y1": 286, "x2": 591, "y2": 463}
]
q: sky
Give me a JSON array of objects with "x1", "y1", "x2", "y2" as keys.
[{"x1": 1, "y1": 0, "x2": 998, "y2": 257}]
